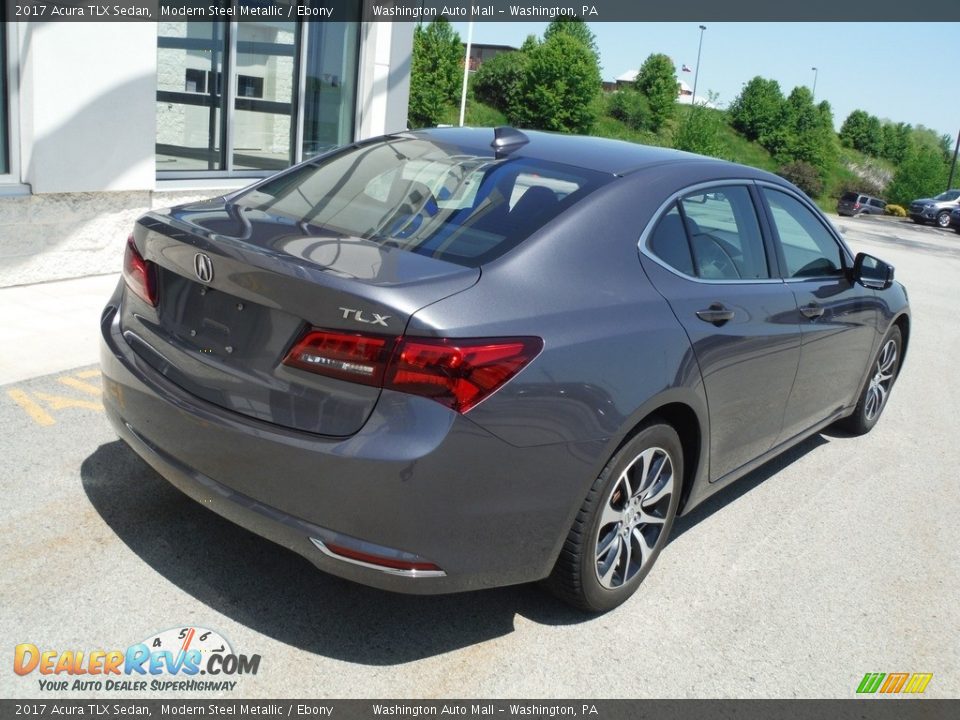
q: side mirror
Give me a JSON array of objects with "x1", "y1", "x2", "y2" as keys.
[{"x1": 853, "y1": 252, "x2": 894, "y2": 290}]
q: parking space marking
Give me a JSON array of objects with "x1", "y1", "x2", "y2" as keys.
[
  {"x1": 6, "y1": 388, "x2": 56, "y2": 427},
  {"x1": 33, "y1": 392, "x2": 102, "y2": 412},
  {"x1": 5, "y1": 368, "x2": 103, "y2": 426},
  {"x1": 57, "y1": 376, "x2": 101, "y2": 396}
]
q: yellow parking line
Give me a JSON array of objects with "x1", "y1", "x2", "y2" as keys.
[
  {"x1": 75, "y1": 369, "x2": 101, "y2": 379},
  {"x1": 6, "y1": 389, "x2": 56, "y2": 426},
  {"x1": 34, "y1": 392, "x2": 102, "y2": 412},
  {"x1": 58, "y1": 376, "x2": 101, "y2": 396}
]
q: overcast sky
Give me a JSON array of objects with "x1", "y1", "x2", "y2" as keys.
[{"x1": 451, "y1": 22, "x2": 960, "y2": 138}]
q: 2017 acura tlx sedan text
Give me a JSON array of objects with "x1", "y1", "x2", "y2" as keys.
[{"x1": 100, "y1": 127, "x2": 909, "y2": 611}]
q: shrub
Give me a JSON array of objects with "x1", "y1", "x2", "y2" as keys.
[
  {"x1": 607, "y1": 89, "x2": 651, "y2": 131},
  {"x1": 777, "y1": 160, "x2": 824, "y2": 197},
  {"x1": 673, "y1": 106, "x2": 726, "y2": 158},
  {"x1": 408, "y1": 19, "x2": 462, "y2": 128},
  {"x1": 516, "y1": 33, "x2": 601, "y2": 134},
  {"x1": 472, "y1": 50, "x2": 528, "y2": 122},
  {"x1": 885, "y1": 204, "x2": 907, "y2": 217}
]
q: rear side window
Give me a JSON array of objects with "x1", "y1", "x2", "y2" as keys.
[
  {"x1": 648, "y1": 186, "x2": 769, "y2": 281},
  {"x1": 234, "y1": 138, "x2": 609, "y2": 267},
  {"x1": 763, "y1": 188, "x2": 845, "y2": 278}
]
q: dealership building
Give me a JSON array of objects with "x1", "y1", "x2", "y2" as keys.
[{"x1": 0, "y1": 7, "x2": 413, "y2": 287}]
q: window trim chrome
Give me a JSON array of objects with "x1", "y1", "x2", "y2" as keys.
[
  {"x1": 755, "y1": 179, "x2": 856, "y2": 283},
  {"x1": 637, "y1": 178, "x2": 785, "y2": 286}
]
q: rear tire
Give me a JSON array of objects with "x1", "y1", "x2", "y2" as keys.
[
  {"x1": 547, "y1": 422, "x2": 682, "y2": 612},
  {"x1": 839, "y1": 326, "x2": 902, "y2": 436}
]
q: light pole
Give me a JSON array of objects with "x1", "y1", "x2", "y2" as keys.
[
  {"x1": 948, "y1": 128, "x2": 959, "y2": 190},
  {"x1": 811, "y1": 67, "x2": 818, "y2": 101},
  {"x1": 458, "y1": 20, "x2": 474, "y2": 127},
  {"x1": 691, "y1": 25, "x2": 706, "y2": 107}
]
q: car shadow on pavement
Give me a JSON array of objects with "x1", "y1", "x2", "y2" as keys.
[
  {"x1": 670, "y1": 433, "x2": 829, "y2": 541},
  {"x1": 81, "y1": 441, "x2": 590, "y2": 665}
]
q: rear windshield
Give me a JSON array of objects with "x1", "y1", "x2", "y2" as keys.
[
  {"x1": 840, "y1": 192, "x2": 859, "y2": 202},
  {"x1": 233, "y1": 137, "x2": 610, "y2": 267}
]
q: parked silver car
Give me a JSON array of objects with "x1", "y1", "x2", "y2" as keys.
[
  {"x1": 908, "y1": 189, "x2": 960, "y2": 227},
  {"x1": 838, "y1": 192, "x2": 886, "y2": 217}
]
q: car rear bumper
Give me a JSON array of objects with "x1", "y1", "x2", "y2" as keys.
[{"x1": 99, "y1": 285, "x2": 601, "y2": 594}]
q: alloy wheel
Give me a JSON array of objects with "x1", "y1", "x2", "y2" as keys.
[
  {"x1": 594, "y1": 447, "x2": 674, "y2": 589},
  {"x1": 864, "y1": 339, "x2": 898, "y2": 421}
]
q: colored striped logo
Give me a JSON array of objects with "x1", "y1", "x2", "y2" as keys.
[{"x1": 857, "y1": 672, "x2": 933, "y2": 694}]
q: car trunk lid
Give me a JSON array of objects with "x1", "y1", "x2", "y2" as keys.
[{"x1": 120, "y1": 199, "x2": 480, "y2": 436}]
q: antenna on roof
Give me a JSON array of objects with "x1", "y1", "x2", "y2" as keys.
[{"x1": 491, "y1": 127, "x2": 529, "y2": 157}]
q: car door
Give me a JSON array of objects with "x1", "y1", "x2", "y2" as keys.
[
  {"x1": 758, "y1": 185, "x2": 880, "y2": 443},
  {"x1": 639, "y1": 183, "x2": 802, "y2": 482}
]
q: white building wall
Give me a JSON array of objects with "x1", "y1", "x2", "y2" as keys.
[
  {"x1": 19, "y1": 22, "x2": 157, "y2": 193},
  {"x1": 0, "y1": 20, "x2": 413, "y2": 289}
]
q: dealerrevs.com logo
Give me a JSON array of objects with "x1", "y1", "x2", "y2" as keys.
[{"x1": 14, "y1": 627, "x2": 261, "y2": 692}]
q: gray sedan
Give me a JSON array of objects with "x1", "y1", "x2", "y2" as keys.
[{"x1": 100, "y1": 127, "x2": 909, "y2": 611}]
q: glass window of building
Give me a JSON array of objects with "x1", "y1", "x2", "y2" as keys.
[{"x1": 156, "y1": 1, "x2": 358, "y2": 177}]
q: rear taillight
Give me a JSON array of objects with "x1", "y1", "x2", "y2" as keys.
[
  {"x1": 123, "y1": 235, "x2": 158, "y2": 307},
  {"x1": 283, "y1": 330, "x2": 542, "y2": 414},
  {"x1": 283, "y1": 330, "x2": 395, "y2": 386},
  {"x1": 385, "y1": 337, "x2": 542, "y2": 413},
  {"x1": 854, "y1": 202, "x2": 861, "y2": 209}
]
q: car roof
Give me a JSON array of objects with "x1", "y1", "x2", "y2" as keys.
[{"x1": 394, "y1": 126, "x2": 767, "y2": 179}]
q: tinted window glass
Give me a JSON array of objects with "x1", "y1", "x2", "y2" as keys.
[
  {"x1": 235, "y1": 138, "x2": 609, "y2": 267},
  {"x1": 869, "y1": 198, "x2": 885, "y2": 208},
  {"x1": 679, "y1": 187, "x2": 769, "y2": 280},
  {"x1": 649, "y1": 205, "x2": 695, "y2": 276},
  {"x1": 764, "y1": 188, "x2": 844, "y2": 278},
  {"x1": 841, "y1": 192, "x2": 858, "y2": 202}
]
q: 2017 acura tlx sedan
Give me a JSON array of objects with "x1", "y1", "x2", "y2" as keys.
[{"x1": 100, "y1": 127, "x2": 909, "y2": 611}]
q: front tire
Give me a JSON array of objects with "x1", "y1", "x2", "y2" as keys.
[
  {"x1": 548, "y1": 422, "x2": 682, "y2": 612},
  {"x1": 839, "y1": 326, "x2": 902, "y2": 435},
  {"x1": 936, "y1": 211, "x2": 951, "y2": 228}
]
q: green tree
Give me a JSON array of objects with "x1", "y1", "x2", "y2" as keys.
[
  {"x1": 473, "y1": 50, "x2": 528, "y2": 123},
  {"x1": 408, "y1": 18, "x2": 462, "y2": 128},
  {"x1": 516, "y1": 33, "x2": 601, "y2": 134},
  {"x1": 880, "y1": 122, "x2": 911, "y2": 165},
  {"x1": 778, "y1": 88, "x2": 835, "y2": 175},
  {"x1": 635, "y1": 53, "x2": 678, "y2": 132},
  {"x1": 729, "y1": 76, "x2": 786, "y2": 151},
  {"x1": 543, "y1": 17, "x2": 598, "y2": 58},
  {"x1": 839, "y1": 109, "x2": 884, "y2": 156},
  {"x1": 887, "y1": 142, "x2": 949, "y2": 205}
]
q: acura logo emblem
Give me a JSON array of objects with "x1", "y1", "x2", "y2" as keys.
[{"x1": 194, "y1": 253, "x2": 214, "y2": 283}]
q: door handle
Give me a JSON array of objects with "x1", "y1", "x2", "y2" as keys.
[
  {"x1": 696, "y1": 303, "x2": 735, "y2": 326},
  {"x1": 800, "y1": 303, "x2": 824, "y2": 319}
]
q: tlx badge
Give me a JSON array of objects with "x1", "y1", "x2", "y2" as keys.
[{"x1": 339, "y1": 307, "x2": 390, "y2": 327}]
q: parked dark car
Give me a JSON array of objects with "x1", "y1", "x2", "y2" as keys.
[
  {"x1": 950, "y1": 206, "x2": 960, "y2": 233},
  {"x1": 100, "y1": 128, "x2": 910, "y2": 612},
  {"x1": 908, "y1": 189, "x2": 960, "y2": 227},
  {"x1": 837, "y1": 192, "x2": 887, "y2": 216}
]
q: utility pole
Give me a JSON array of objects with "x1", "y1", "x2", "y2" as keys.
[
  {"x1": 692, "y1": 25, "x2": 706, "y2": 107},
  {"x1": 948, "y1": 128, "x2": 960, "y2": 190}
]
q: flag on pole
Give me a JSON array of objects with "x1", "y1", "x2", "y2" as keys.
[{"x1": 682, "y1": 64, "x2": 692, "y2": 72}]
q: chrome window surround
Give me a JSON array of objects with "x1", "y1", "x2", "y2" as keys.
[
  {"x1": 638, "y1": 179, "x2": 782, "y2": 285},
  {"x1": 755, "y1": 180, "x2": 856, "y2": 282},
  {"x1": 638, "y1": 178, "x2": 854, "y2": 285}
]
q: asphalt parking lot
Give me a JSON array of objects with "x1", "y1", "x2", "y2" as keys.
[{"x1": 1, "y1": 216, "x2": 957, "y2": 699}]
